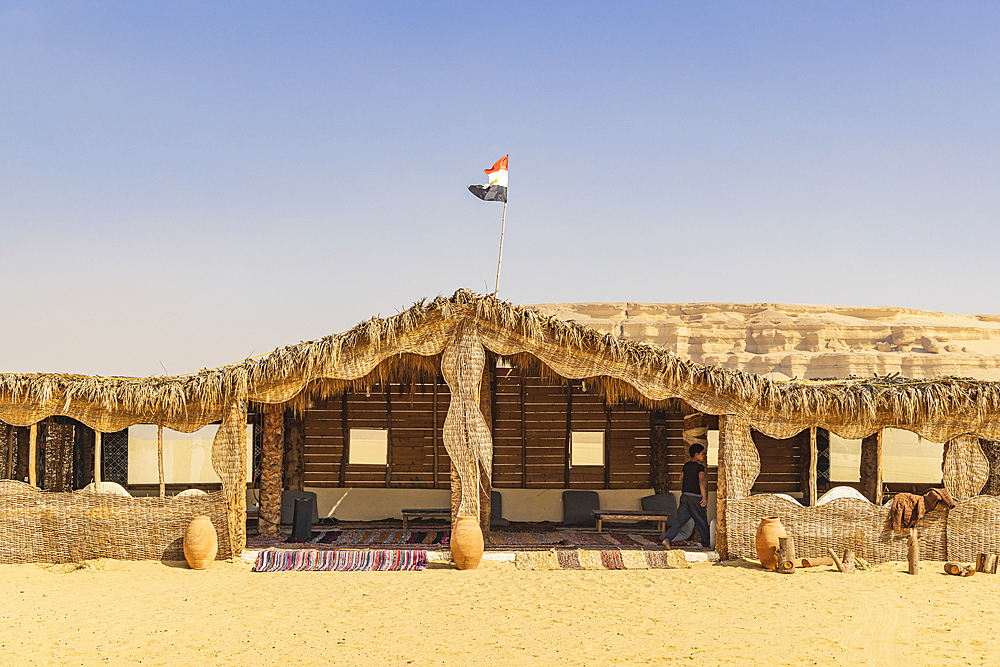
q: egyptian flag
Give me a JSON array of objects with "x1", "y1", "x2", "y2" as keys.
[{"x1": 468, "y1": 155, "x2": 508, "y2": 202}]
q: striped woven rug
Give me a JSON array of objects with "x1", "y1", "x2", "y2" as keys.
[
  {"x1": 254, "y1": 549, "x2": 428, "y2": 572},
  {"x1": 515, "y1": 549, "x2": 690, "y2": 570}
]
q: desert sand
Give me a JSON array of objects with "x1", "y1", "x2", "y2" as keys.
[{"x1": 2, "y1": 556, "x2": 997, "y2": 666}]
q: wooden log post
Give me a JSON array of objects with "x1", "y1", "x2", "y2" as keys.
[
  {"x1": 828, "y1": 547, "x2": 845, "y2": 573},
  {"x1": 808, "y1": 427, "x2": 818, "y2": 507},
  {"x1": 778, "y1": 536, "x2": 796, "y2": 574},
  {"x1": 5, "y1": 425, "x2": 14, "y2": 480},
  {"x1": 28, "y1": 423, "x2": 38, "y2": 487},
  {"x1": 258, "y1": 404, "x2": 285, "y2": 537},
  {"x1": 157, "y1": 425, "x2": 165, "y2": 498},
  {"x1": 843, "y1": 549, "x2": 856, "y2": 574},
  {"x1": 944, "y1": 562, "x2": 976, "y2": 576},
  {"x1": 860, "y1": 430, "x2": 883, "y2": 505},
  {"x1": 93, "y1": 430, "x2": 102, "y2": 487},
  {"x1": 800, "y1": 556, "x2": 835, "y2": 568},
  {"x1": 907, "y1": 528, "x2": 920, "y2": 575},
  {"x1": 283, "y1": 410, "x2": 305, "y2": 492},
  {"x1": 716, "y1": 416, "x2": 730, "y2": 560}
]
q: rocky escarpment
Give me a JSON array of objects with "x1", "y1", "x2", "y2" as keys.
[{"x1": 531, "y1": 302, "x2": 1000, "y2": 381}]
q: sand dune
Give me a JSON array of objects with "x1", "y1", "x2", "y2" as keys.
[{"x1": 2, "y1": 557, "x2": 997, "y2": 665}]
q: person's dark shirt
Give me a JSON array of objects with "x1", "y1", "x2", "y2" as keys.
[{"x1": 681, "y1": 460, "x2": 705, "y2": 495}]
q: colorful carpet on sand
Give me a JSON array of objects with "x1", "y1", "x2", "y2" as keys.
[
  {"x1": 248, "y1": 528, "x2": 664, "y2": 550},
  {"x1": 253, "y1": 548, "x2": 428, "y2": 572},
  {"x1": 515, "y1": 549, "x2": 690, "y2": 570}
]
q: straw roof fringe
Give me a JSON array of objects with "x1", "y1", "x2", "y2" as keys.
[{"x1": 2, "y1": 289, "x2": 1000, "y2": 442}]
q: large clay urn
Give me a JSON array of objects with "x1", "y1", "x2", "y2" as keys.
[
  {"x1": 755, "y1": 516, "x2": 787, "y2": 570},
  {"x1": 450, "y1": 516, "x2": 484, "y2": 570},
  {"x1": 183, "y1": 515, "x2": 218, "y2": 570}
]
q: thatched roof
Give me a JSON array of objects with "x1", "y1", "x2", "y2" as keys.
[{"x1": 2, "y1": 289, "x2": 1000, "y2": 442}]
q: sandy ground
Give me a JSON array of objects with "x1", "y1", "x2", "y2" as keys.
[{"x1": 1, "y1": 556, "x2": 997, "y2": 666}]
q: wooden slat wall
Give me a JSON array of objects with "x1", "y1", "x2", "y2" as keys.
[
  {"x1": 751, "y1": 429, "x2": 808, "y2": 494},
  {"x1": 303, "y1": 381, "x2": 452, "y2": 489},
  {"x1": 303, "y1": 366, "x2": 655, "y2": 491}
]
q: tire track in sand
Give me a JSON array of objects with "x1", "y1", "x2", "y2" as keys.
[{"x1": 834, "y1": 589, "x2": 912, "y2": 666}]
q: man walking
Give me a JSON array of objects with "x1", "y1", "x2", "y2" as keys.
[{"x1": 660, "y1": 443, "x2": 712, "y2": 550}]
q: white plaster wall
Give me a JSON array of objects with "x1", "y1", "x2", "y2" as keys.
[{"x1": 307, "y1": 486, "x2": 706, "y2": 522}]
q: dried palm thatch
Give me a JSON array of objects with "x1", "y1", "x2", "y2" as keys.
[{"x1": 1, "y1": 288, "x2": 1000, "y2": 443}]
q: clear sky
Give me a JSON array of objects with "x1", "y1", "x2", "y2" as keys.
[{"x1": 2, "y1": 2, "x2": 999, "y2": 376}]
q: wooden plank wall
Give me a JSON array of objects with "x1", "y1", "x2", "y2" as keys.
[
  {"x1": 303, "y1": 380, "x2": 450, "y2": 489},
  {"x1": 751, "y1": 429, "x2": 809, "y2": 494},
  {"x1": 492, "y1": 366, "x2": 650, "y2": 489},
  {"x1": 300, "y1": 368, "x2": 806, "y2": 494}
]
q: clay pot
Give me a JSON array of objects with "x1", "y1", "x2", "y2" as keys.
[
  {"x1": 450, "y1": 516, "x2": 484, "y2": 570},
  {"x1": 183, "y1": 515, "x2": 218, "y2": 570},
  {"x1": 755, "y1": 516, "x2": 787, "y2": 570}
]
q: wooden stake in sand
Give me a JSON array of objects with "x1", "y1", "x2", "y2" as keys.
[
  {"x1": 907, "y1": 528, "x2": 919, "y2": 575},
  {"x1": 827, "y1": 547, "x2": 846, "y2": 573},
  {"x1": 27, "y1": 423, "x2": 37, "y2": 486},
  {"x1": 843, "y1": 549, "x2": 856, "y2": 575},
  {"x1": 975, "y1": 553, "x2": 998, "y2": 574},
  {"x1": 945, "y1": 562, "x2": 976, "y2": 576},
  {"x1": 157, "y1": 425, "x2": 165, "y2": 498},
  {"x1": 778, "y1": 536, "x2": 796, "y2": 574},
  {"x1": 94, "y1": 430, "x2": 102, "y2": 486}
]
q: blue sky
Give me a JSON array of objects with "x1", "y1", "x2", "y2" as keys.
[{"x1": 2, "y1": 2, "x2": 999, "y2": 375}]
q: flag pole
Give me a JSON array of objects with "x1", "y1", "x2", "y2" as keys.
[{"x1": 494, "y1": 201, "x2": 507, "y2": 295}]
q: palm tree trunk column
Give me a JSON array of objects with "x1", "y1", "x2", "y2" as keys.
[{"x1": 258, "y1": 404, "x2": 285, "y2": 537}]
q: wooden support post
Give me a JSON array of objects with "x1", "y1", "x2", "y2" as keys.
[
  {"x1": 93, "y1": 430, "x2": 101, "y2": 486},
  {"x1": 564, "y1": 381, "x2": 573, "y2": 487},
  {"x1": 5, "y1": 425, "x2": 14, "y2": 480},
  {"x1": 604, "y1": 403, "x2": 612, "y2": 490},
  {"x1": 808, "y1": 427, "x2": 818, "y2": 507},
  {"x1": 385, "y1": 388, "x2": 393, "y2": 487},
  {"x1": 258, "y1": 404, "x2": 285, "y2": 537},
  {"x1": 778, "y1": 536, "x2": 796, "y2": 574},
  {"x1": 432, "y1": 378, "x2": 439, "y2": 489},
  {"x1": 519, "y1": 369, "x2": 526, "y2": 489},
  {"x1": 907, "y1": 528, "x2": 919, "y2": 575},
  {"x1": 716, "y1": 415, "x2": 729, "y2": 560},
  {"x1": 283, "y1": 410, "x2": 305, "y2": 492},
  {"x1": 339, "y1": 393, "x2": 349, "y2": 487},
  {"x1": 860, "y1": 430, "x2": 883, "y2": 505},
  {"x1": 157, "y1": 425, "x2": 165, "y2": 498},
  {"x1": 28, "y1": 424, "x2": 38, "y2": 487}
]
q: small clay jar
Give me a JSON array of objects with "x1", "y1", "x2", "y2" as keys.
[
  {"x1": 183, "y1": 515, "x2": 218, "y2": 570},
  {"x1": 755, "y1": 516, "x2": 787, "y2": 570},
  {"x1": 450, "y1": 516, "x2": 484, "y2": 570}
]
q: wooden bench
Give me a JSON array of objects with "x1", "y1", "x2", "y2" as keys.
[
  {"x1": 401, "y1": 509, "x2": 450, "y2": 530},
  {"x1": 592, "y1": 510, "x2": 671, "y2": 534}
]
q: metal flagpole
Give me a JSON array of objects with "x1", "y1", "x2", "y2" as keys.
[{"x1": 494, "y1": 201, "x2": 507, "y2": 295}]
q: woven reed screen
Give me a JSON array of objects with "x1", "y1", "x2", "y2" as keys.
[
  {"x1": 0, "y1": 480, "x2": 230, "y2": 564},
  {"x1": 440, "y1": 321, "x2": 490, "y2": 518},
  {"x1": 727, "y1": 494, "x2": 948, "y2": 563},
  {"x1": 4, "y1": 294, "x2": 1000, "y2": 561},
  {"x1": 42, "y1": 423, "x2": 74, "y2": 492},
  {"x1": 943, "y1": 435, "x2": 988, "y2": 501},
  {"x1": 980, "y1": 440, "x2": 1000, "y2": 496}
]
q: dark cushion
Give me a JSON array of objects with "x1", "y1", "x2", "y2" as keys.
[
  {"x1": 562, "y1": 490, "x2": 600, "y2": 527},
  {"x1": 490, "y1": 490, "x2": 509, "y2": 527},
  {"x1": 640, "y1": 493, "x2": 677, "y2": 520},
  {"x1": 281, "y1": 490, "x2": 320, "y2": 525}
]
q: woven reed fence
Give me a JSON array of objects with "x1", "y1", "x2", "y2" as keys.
[
  {"x1": 0, "y1": 480, "x2": 230, "y2": 564},
  {"x1": 728, "y1": 494, "x2": 960, "y2": 564}
]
